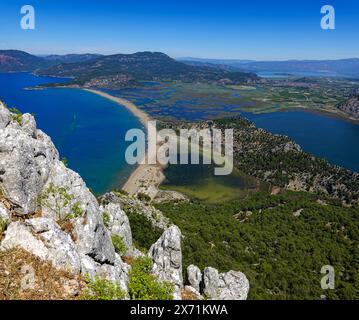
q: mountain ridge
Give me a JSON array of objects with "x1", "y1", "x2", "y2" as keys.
[{"x1": 180, "y1": 57, "x2": 359, "y2": 77}]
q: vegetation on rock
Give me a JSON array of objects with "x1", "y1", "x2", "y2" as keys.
[
  {"x1": 128, "y1": 257, "x2": 174, "y2": 300},
  {"x1": 81, "y1": 275, "x2": 125, "y2": 300}
]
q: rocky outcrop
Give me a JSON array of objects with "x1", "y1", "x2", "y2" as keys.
[
  {"x1": 100, "y1": 202, "x2": 133, "y2": 251},
  {"x1": 103, "y1": 192, "x2": 170, "y2": 230},
  {"x1": 203, "y1": 267, "x2": 249, "y2": 300},
  {"x1": 0, "y1": 126, "x2": 58, "y2": 214},
  {"x1": 0, "y1": 103, "x2": 127, "y2": 292},
  {"x1": 187, "y1": 264, "x2": 202, "y2": 292},
  {"x1": 0, "y1": 218, "x2": 81, "y2": 274},
  {"x1": 148, "y1": 225, "x2": 183, "y2": 299}
]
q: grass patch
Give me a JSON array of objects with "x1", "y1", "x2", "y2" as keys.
[{"x1": 0, "y1": 248, "x2": 84, "y2": 300}]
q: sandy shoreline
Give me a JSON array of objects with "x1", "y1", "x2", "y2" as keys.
[{"x1": 83, "y1": 88, "x2": 164, "y2": 198}]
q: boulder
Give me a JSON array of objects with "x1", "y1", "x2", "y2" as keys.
[
  {"x1": 0, "y1": 203, "x2": 10, "y2": 222},
  {"x1": 80, "y1": 253, "x2": 130, "y2": 293},
  {"x1": 187, "y1": 264, "x2": 202, "y2": 292},
  {"x1": 203, "y1": 267, "x2": 249, "y2": 300},
  {"x1": 0, "y1": 218, "x2": 81, "y2": 274},
  {"x1": 0, "y1": 127, "x2": 58, "y2": 215},
  {"x1": 41, "y1": 162, "x2": 116, "y2": 264},
  {"x1": 21, "y1": 113, "x2": 37, "y2": 137},
  {"x1": 100, "y1": 202, "x2": 133, "y2": 251},
  {"x1": 148, "y1": 225, "x2": 183, "y2": 300}
]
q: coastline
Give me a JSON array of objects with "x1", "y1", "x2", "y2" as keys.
[
  {"x1": 83, "y1": 88, "x2": 165, "y2": 198},
  {"x1": 83, "y1": 89, "x2": 151, "y2": 128}
]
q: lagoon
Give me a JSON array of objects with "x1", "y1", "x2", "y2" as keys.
[{"x1": 243, "y1": 110, "x2": 359, "y2": 173}]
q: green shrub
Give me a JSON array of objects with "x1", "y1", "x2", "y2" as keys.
[
  {"x1": 0, "y1": 217, "x2": 9, "y2": 234},
  {"x1": 113, "y1": 189, "x2": 129, "y2": 197},
  {"x1": 128, "y1": 257, "x2": 174, "y2": 300},
  {"x1": 138, "y1": 193, "x2": 151, "y2": 203},
  {"x1": 102, "y1": 211, "x2": 110, "y2": 228},
  {"x1": 111, "y1": 234, "x2": 127, "y2": 256},
  {"x1": 61, "y1": 157, "x2": 69, "y2": 167},
  {"x1": 82, "y1": 275, "x2": 126, "y2": 300},
  {"x1": 9, "y1": 108, "x2": 23, "y2": 126},
  {"x1": 71, "y1": 201, "x2": 84, "y2": 219},
  {"x1": 37, "y1": 184, "x2": 84, "y2": 222}
]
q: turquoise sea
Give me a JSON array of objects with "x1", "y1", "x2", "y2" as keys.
[{"x1": 0, "y1": 73, "x2": 143, "y2": 195}]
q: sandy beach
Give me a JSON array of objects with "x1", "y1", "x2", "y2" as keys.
[{"x1": 83, "y1": 88, "x2": 164, "y2": 198}]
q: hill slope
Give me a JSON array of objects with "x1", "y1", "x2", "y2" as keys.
[
  {"x1": 0, "y1": 50, "x2": 52, "y2": 72},
  {"x1": 37, "y1": 51, "x2": 260, "y2": 85}
]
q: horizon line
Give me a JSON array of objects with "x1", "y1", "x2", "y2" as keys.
[{"x1": 1, "y1": 48, "x2": 359, "y2": 62}]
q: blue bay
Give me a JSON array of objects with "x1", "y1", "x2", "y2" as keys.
[{"x1": 0, "y1": 73, "x2": 142, "y2": 195}]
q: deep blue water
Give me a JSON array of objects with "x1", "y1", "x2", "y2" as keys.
[
  {"x1": 0, "y1": 73, "x2": 142, "y2": 194},
  {"x1": 243, "y1": 111, "x2": 359, "y2": 173}
]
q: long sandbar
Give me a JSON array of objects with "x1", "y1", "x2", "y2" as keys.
[{"x1": 83, "y1": 88, "x2": 163, "y2": 197}]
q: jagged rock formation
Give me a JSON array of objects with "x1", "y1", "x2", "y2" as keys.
[
  {"x1": 187, "y1": 265, "x2": 202, "y2": 292},
  {"x1": 0, "y1": 101, "x2": 250, "y2": 300},
  {"x1": 203, "y1": 267, "x2": 249, "y2": 300},
  {"x1": 1, "y1": 218, "x2": 82, "y2": 274},
  {"x1": 148, "y1": 225, "x2": 183, "y2": 299}
]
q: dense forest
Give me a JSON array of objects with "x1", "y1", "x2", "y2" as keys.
[{"x1": 155, "y1": 192, "x2": 359, "y2": 300}]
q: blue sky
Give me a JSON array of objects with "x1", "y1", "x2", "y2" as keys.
[{"x1": 0, "y1": 0, "x2": 358, "y2": 60}]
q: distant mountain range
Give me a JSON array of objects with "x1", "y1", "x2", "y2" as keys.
[
  {"x1": 36, "y1": 51, "x2": 260, "y2": 85},
  {"x1": 179, "y1": 57, "x2": 359, "y2": 77},
  {"x1": 0, "y1": 50, "x2": 102, "y2": 72},
  {"x1": 0, "y1": 50, "x2": 259, "y2": 86}
]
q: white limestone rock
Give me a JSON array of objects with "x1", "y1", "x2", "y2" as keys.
[
  {"x1": 187, "y1": 264, "x2": 202, "y2": 292},
  {"x1": 41, "y1": 161, "x2": 116, "y2": 264},
  {"x1": 0, "y1": 127, "x2": 58, "y2": 215},
  {"x1": 100, "y1": 202, "x2": 133, "y2": 251},
  {"x1": 0, "y1": 203, "x2": 10, "y2": 222},
  {"x1": 203, "y1": 267, "x2": 249, "y2": 300},
  {"x1": 148, "y1": 225, "x2": 183, "y2": 300},
  {"x1": 80, "y1": 253, "x2": 130, "y2": 294},
  {"x1": 0, "y1": 218, "x2": 81, "y2": 274}
]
